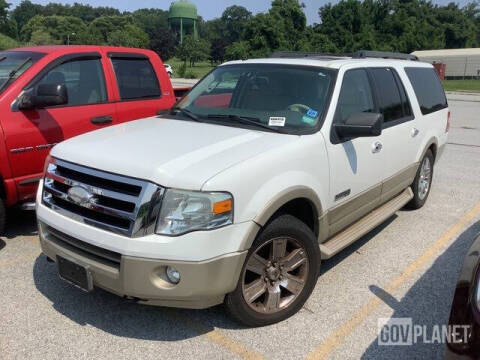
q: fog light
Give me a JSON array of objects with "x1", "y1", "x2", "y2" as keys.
[{"x1": 166, "y1": 266, "x2": 180, "y2": 284}]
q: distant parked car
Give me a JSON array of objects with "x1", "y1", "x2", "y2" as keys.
[
  {"x1": 164, "y1": 63, "x2": 173, "y2": 77},
  {"x1": 445, "y1": 233, "x2": 480, "y2": 358}
]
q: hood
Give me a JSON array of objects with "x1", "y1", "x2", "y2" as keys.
[{"x1": 51, "y1": 117, "x2": 299, "y2": 190}]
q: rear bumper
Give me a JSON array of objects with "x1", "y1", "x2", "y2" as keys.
[{"x1": 38, "y1": 221, "x2": 247, "y2": 309}]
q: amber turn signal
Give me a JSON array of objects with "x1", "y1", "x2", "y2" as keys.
[{"x1": 213, "y1": 199, "x2": 232, "y2": 214}]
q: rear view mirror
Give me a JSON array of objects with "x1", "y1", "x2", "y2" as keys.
[
  {"x1": 18, "y1": 83, "x2": 68, "y2": 110},
  {"x1": 334, "y1": 112, "x2": 383, "y2": 138}
]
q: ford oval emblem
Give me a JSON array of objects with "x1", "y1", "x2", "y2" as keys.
[{"x1": 67, "y1": 186, "x2": 93, "y2": 206}]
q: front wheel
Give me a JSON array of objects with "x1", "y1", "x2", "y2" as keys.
[
  {"x1": 407, "y1": 149, "x2": 434, "y2": 209},
  {"x1": 225, "y1": 215, "x2": 320, "y2": 327}
]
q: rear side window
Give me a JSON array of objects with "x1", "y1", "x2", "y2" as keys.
[
  {"x1": 405, "y1": 67, "x2": 447, "y2": 115},
  {"x1": 370, "y1": 68, "x2": 404, "y2": 123},
  {"x1": 111, "y1": 58, "x2": 161, "y2": 100}
]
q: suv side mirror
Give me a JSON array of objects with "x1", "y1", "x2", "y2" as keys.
[
  {"x1": 334, "y1": 112, "x2": 383, "y2": 139},
  {"x1": 18, "y1": 83, "x2": 68, "y2": 110}
]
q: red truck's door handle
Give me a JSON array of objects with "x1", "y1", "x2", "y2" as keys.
[{"x1": 91, "y1": 115, "x2": 113, "y2": 125}]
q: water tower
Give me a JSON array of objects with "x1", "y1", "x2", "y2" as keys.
[{"x1": 168, "y1": 0, "x2": 198, "y2": 44}]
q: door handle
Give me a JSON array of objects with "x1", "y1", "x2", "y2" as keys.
[
  {"x1": 411, "y1": 127, "x2": 420, "y2": 137},
  {"x1": 91, "y1": 115, "x2": 113, "y2": 125},
  {"x1": 372, "y1": 141, "x2": 383, "y2": 153}
]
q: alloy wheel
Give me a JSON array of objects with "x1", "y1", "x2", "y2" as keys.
[{"x1": 241, "y1": 237, "x2": 309, "y2": 314}]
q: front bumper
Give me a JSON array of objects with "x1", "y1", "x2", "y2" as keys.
[{"x1": 39, "y1": 221, "x2": 247, "y2": 309}]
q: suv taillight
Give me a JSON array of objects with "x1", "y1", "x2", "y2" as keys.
[{"x1": 446, "y1": 111, "x2": 451, "y2": 133}]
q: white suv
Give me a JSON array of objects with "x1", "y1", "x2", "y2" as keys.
[{"x1": 36, "y1": 51, "x2": 449, "y2": 326}]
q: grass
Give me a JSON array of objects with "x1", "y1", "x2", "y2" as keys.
[
  {"x1": 442, "y1": 79, "x2": 480, "y2": 93},
  {"x1": 167, "y1": 58, "x2": 215, "y2": 79}
]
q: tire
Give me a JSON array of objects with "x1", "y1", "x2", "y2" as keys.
[
  {"x1": 225, "y1": 214, "x2": 321, "y2": 327},
  {"x1": 407, "y1": 149, "x2": 434, "y2": 209},
  {"x1": 0, "y1": 197, "x2": 5, "y2": 235}
]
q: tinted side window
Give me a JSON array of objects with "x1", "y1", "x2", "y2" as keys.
[
  {"x1": 37, "y1": 58, "x2": 107, "y2": 106},
  {"x1": 405, "y1": 67, "x2": 447, "y2": 115},
  {"x1": 335, "y1": 69, "x2": 374, "y2": 123},
  {"x1": 111, "y1": 58, "x2": 161, "y2": 100},
  {"x1": 370, "y1": 68, "x2": 403, "y2": 122}
]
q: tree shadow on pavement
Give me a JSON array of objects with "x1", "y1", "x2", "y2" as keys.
[
  {"x1": 361, "y1": 220, "x2": 480, "y2": 359},
  {"x1": 32, "y1": 255, "x2": 244, "y2": 342}
]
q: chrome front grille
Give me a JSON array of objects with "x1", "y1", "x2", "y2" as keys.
[{"x1": 42, "y1": 158, "x2": 164, "y2": 237}]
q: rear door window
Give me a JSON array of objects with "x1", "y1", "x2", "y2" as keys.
[
  {"x1": 111, "y1": 57, "x2": 161, "y2": 100},
  {"x1": 370, "y1": 68, "x2": 404, "y2": 124},
  {"x1": 405, "y1": 67, "x2": 447, "y2": 115}
]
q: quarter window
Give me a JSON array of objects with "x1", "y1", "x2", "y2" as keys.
[
  {"x1": 335, "y1": 69, "x2": 374, "y2": 123},
  {"x1": 405, "y1": 67, "x2": 447, "y2": 115},
  {"x1": 111, "y1": 58, "x2": 161, "y2": 100},
  {"x1": 370, "y1": 68, "x2": 404, "y2": 123},
  {"x1": 36, "y1": 58, "x2": 107, "y2": 106}
]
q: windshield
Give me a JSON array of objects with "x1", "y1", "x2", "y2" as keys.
[
  {"x1": 175, "y1": 64, "x2": 336, "y2": 134},
  {"x1": 0, "y1": 51, "x2": 45, "y2": 94}
]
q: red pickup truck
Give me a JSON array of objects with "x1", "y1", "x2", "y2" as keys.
[{"x1": 0, "y1": 45, "x2": 182, "y2": 233}]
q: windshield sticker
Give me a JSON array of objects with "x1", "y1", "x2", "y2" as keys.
[
  {"x1": 302, "y1": 116, "x2": 316, "y2": 125},
  {"x1": 306, "y1": 109, "x2": 319, "y2": 118},
  {"x1": 269, "y1": 117, "x2": 286, "y2": 127}
]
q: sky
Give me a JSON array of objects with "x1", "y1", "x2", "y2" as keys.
[{"x1": 7, "y1": 0, "x2": 474, "y2": 25}]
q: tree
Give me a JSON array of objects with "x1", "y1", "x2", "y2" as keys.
[
  {"x1": 150, "y1": 27, "x2": 176, "y2": 60},
  {"x1": 225, "y1": 41, "x2": 250, "y2": 60},
  {"x1": 107, "y1": 24, "x2": 149, "y2": 48},
  {"x1": 29, "y1": 29, "x2": 58, "y2": 45},
  {"x1": 176, "y1": 35, "x2": 210, "y2": 67},
  {"x1": 210, "y1": 38, "x2": 228, "y2": 63},
  {"x1": 220, "y1": 5, "x2": 252, "y2": 43},
  {"x1": 12, "y1": 0, "x2": 43, "y2": 31},
  {"x1": 20, "y1": 15, "x2": 86, "y2": 44},
  {"x1": 131, "y1": 8, "x2": 168, "y2": 40}
]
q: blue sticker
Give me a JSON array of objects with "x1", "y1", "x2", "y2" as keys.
[{"x1": 306, "y1": 109, "x2": 319, "y2": 118}]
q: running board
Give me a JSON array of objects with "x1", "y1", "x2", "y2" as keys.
[{"x1": 320, "y1": 187, "x2": 413, "y2": 259}]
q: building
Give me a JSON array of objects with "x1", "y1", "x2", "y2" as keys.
[
  {"x1": 168, "y1": 0, "x2": 198, "y2": 44},
  {"x1": 412, "y1": 48, "x2": 480, "y2": 79}
]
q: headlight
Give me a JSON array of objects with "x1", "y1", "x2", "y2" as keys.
[{"x1": 155, "y1": 189, "x2": 233, "y2": 236}]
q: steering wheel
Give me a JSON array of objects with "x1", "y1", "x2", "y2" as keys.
[{"x1": 287, "y1": 103, "x2": 310, "y2": 113}]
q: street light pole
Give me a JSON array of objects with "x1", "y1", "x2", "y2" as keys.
[{"x1": 67, "y1": 32, "x2": 76, "y2": 45}]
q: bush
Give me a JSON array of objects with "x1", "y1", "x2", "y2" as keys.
[
  {"x1": 177, "y1": 62, "x2": 187, "y2": 78},
  {"x1": 184, "y1": 70, "x2": 196, "y2": 79},
  {"x1": 0, "y1": 33, "x2": 19, "y2": 50}
]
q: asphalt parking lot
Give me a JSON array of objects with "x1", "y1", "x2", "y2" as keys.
[{"x1": 1, "y1": 93, "x2": 480, "y2": 360}]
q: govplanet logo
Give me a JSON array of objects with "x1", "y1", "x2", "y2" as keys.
[{"x1": 377, "y1": 318, "x2": 471, "y2": 345}]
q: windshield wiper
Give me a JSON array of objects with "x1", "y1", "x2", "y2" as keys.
[
  {"x1": 0, "y1": 57, "x2": 31, "y2": 93},
  {"x1": 207, "y1": 114, "x2": 286, "y2": 133},
  {"x1": 0, "y1": 56, "x2": 6, "y2": 62},
  {"x1": 170, "y1": 107, "x2": 203, "y2": 122}
]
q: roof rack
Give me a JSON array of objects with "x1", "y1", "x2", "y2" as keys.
[
  {"x1": 269, "y1": 51, "x2": 348, "y2": 60},
  {"x1": 269, "y1": 50, "x2": 418, "y2": 61},
  {"x1": 352, "y1": 50, "x2": 418, "y2": 61}
]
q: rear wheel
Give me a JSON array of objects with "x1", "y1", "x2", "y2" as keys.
[
  {"x1": 407, "y1": 150, "x2": 434, "y2": 209},
  {"x1": 225, "y1": 215, "x2": 320, "y2": 327}
]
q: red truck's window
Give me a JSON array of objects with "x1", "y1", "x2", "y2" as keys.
[
  {"x1": 36, "y1": 58, "x2": 107, "y2": 106},
  {"x1": 111, "y1": 58, "x2": 161, "y2": 100}
]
